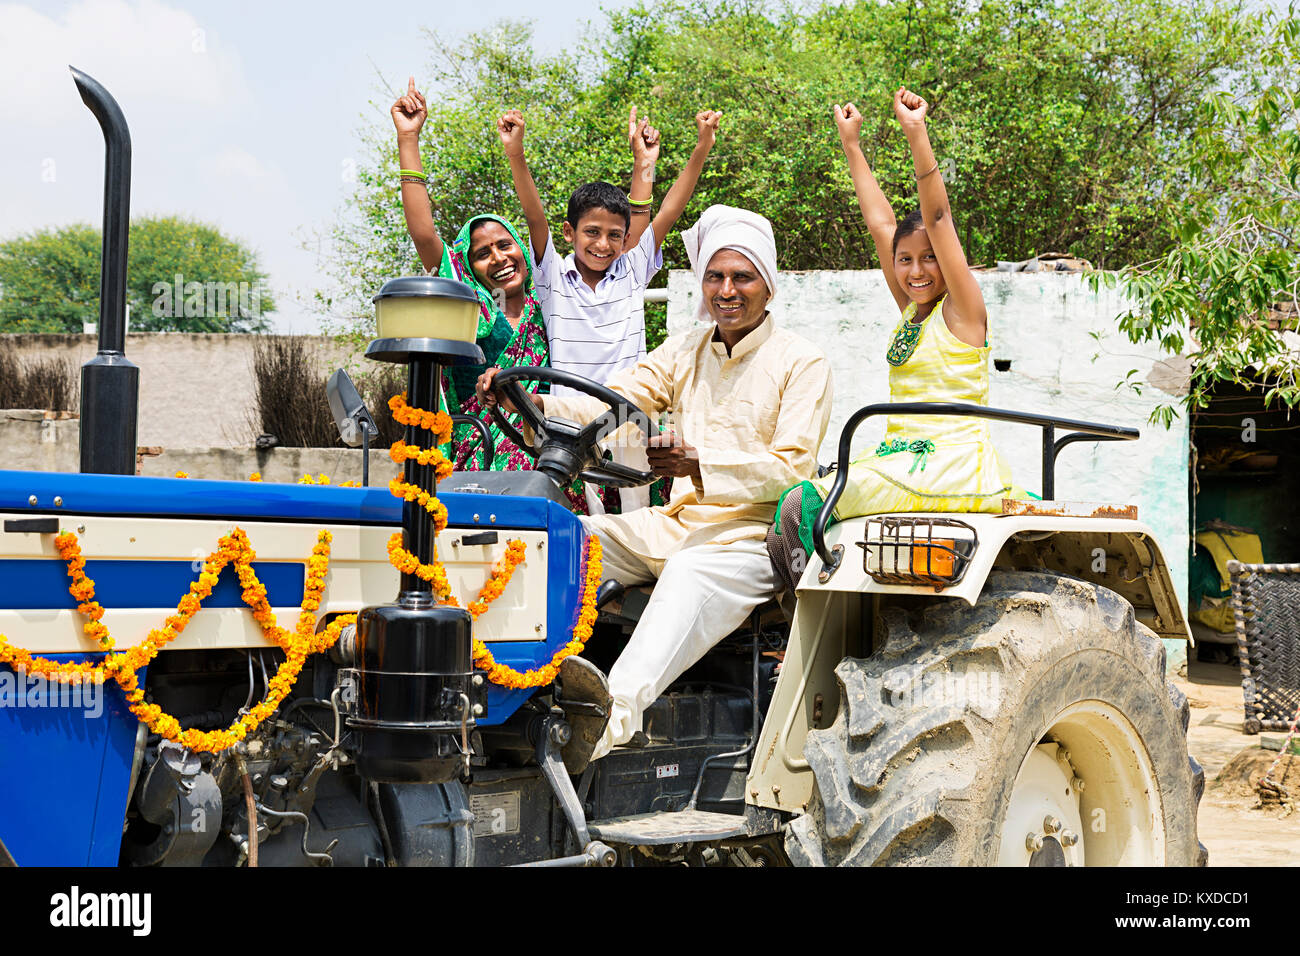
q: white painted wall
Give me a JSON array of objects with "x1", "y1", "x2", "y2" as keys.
[{"x1": 667, "y1": 270, "x2": 1191, "y2": 641}]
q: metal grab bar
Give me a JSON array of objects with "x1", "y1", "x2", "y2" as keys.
[
  {"x1": 811, "y1": 401, "x2": 1140, "y2": 578},
  {"x1": 449, "y1": 414, "x2": 496, "y2": 465}
]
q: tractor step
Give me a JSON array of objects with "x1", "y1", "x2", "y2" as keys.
[{"x1": 588, "y1": 810, "x2": 748, "y2": 846}]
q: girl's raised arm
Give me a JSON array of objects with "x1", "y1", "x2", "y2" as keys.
[
  {"x1": 893, "y1": 87, "x2": 986, "y2": 346},
  {"x1": 393, "y1": 77, "x2": 443, "y2": 273},
  {"x1": 834, "y1": 103, "x2": 907, "y2": 313}
]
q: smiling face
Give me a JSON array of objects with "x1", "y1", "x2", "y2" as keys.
[
  {"x1": 893, "y1": 227, "x2": 948, "y2": 306},
  {"x1": 702, "y1": 249, "x2": 770, "y2": 347},
  {"x1": 466, "y1": 220, "x2": 527, "y2": 299},
  {"x1": 562, "y1": 208, "x2": 628, "y2": 280}
]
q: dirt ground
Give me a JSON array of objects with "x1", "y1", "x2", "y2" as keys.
[{"x1": 1174, "y1": 654, "x2": 1300, "y2": 866}]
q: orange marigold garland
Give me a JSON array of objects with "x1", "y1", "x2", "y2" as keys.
[
  {"x1": 0, "y1": 383, "x2": 599, "y2": 747},
  {"x1": 0, "y1": 528, "x2": 353, "y2": 753},
  {"x1": 55, "y1": 531, "x2": 113, "y2": 652},
  {"x1": 386, "y1": 532, "x2": 452, "y2": 599},
  {"x1": 468, "y1": 534, "x2": 602, "y2": 690},
  {"x1": 465, "y1": 539, "x2": 529, "y2": 618},
  {"x1": 387, "y1": 392, "x2": 455, "y2": 531},
  {"x1": 389, "y1": 392, "x2": 453, "y2": 436},
  {"x1": 381, "y1": 392, "x2": 602, "y2": 690}
]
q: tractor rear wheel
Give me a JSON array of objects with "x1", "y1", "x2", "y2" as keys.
[{"x1": 784, "y1": 571, "x2": 1206, "y2": 866}]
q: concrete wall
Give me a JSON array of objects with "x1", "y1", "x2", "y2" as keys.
[
  {"x1": 668, "y1": 270, "x2": 1191, "y2": 652},
  {"x1": 3, "y1": 333, "x2": 356, "y2": 449},
  {"x1": 0, "y1": 412, "x2": 393, "y2": 486}
]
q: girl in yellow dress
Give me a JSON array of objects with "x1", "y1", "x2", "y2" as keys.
[{"x1": 768, "y1": 87, "x2": 1019, "y2": 592}]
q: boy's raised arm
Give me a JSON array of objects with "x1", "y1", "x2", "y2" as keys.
[
  {"x1": 834, "y1": 102, "x2": 906, "y2": 313},
  {"x1": 498, "y1": 110, "x2": 550, "y2": 263},
  {"x1": 649, "y1": 110, "x2": 721, "y2": 248},
  {"x1": 624, "y1": 106, "x2": 659, "y2": 249},
  {"x1": 393, "y1": 77, "x2": 443, "y2": 273}
]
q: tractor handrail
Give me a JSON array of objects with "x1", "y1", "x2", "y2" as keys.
[
  {"x1": 450, "y1": 414, "x2": 495, "y2": 465},
  {"x1": 811, "y1": 401, "x2": 1140, "y2": 577}
]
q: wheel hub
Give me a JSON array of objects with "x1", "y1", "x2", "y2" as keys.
[
  {"x1": 997, "y1": 701, "x2": 1165, "y2": 866},
  {"x1": 1028, "y1": 837, "x2": 1067, "y2": 867},
  {"x1": 999, "y1": 742, "x2": 1085, "y2": 866}
]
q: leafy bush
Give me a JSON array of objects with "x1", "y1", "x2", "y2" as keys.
[{"x1": 0, "y1": 216, "x2": 274, "y2": 333}]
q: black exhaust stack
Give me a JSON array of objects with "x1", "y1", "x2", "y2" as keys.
[{"x1": 71, "y1": 66, "x2": 139, "y2": 475}]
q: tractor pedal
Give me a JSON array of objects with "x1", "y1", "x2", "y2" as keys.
[{"x1": 588, "y1": 809, "x2": 749, "y2": 847}]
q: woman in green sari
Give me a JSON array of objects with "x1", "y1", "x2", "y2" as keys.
[{"x1": 392, "y1": 78, "x2": 625, "y2": 512}]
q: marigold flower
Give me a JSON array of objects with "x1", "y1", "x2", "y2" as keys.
[{"x1": 0, "y1": 527, "x2": 346, "y2": 755}]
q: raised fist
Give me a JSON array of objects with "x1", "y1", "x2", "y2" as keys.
[
  {"x1": 832, "y1": 102, "x2": 864, "y2": 145},
  {"x1": 892, "y1": 87, "x2": 929, "y2": 128},
  {"x1": 392, "y1": 76, "x2": 427, "y2": 137},
  {"x1": 497, "y1": 109, "x2": 526, "y2": 158},
  {"x1": 695, "y1": 109, "x2": 722, "y2": 150}
]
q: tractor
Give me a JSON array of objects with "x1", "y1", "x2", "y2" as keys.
[{"x1": 0, "y1": 70, "x2": 1203, "y2": 868}]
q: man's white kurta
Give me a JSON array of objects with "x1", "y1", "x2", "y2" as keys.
[
  {"x1": 538, "y1": 314, "x2": 834, "y2": 569},
  {"x1": 536, "y1": 313, "x2": 833, "y2": 755}
]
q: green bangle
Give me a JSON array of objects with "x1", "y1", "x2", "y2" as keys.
[
  {"x1": 399, "y1": 168, "x2": 427, "y2": 179},
  {"x1": 627, "y1": 197, "x2": 652, "y2": 207}
]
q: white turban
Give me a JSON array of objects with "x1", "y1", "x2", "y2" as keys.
[{"x1": 680, "y1": 204, "x2": 778, "y2": 322}]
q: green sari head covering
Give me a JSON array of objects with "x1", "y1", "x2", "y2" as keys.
[{"x1": 446, "y1": 214, "x2": 539, "y2": 339}]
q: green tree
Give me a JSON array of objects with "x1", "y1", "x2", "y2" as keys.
[
  {"x1": 0, "y1": 216, "x2": 274, "y2": 333},
  {"x1": 323, "y1": 0, "x2": 1265, "y2": 348},
  {"x1": 1093, "y1": 6, "x2": 1300, "y2": 424}
]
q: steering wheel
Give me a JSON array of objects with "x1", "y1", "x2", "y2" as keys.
[{"x1": 487, "y1": 366, "x2": 659, "y2": 489}]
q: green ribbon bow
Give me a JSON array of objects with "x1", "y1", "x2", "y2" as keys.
[{"x1": 875, "y1": 438, "x2": 937, "y2": 474}]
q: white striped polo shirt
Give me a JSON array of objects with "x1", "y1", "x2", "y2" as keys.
[{"x1": 532, "y1": 227, "x2": 662, "y2": 396}]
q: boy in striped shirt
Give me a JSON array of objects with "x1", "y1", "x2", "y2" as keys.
[{"x1": 497, "y1": 107, "x2": 720, "y2": 511}]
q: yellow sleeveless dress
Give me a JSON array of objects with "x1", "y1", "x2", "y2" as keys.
[{"x1": 810, "y1": 296, "x2": 1018, "y2": 518}]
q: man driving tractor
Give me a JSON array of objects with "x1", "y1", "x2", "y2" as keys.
[{"x1": 477, "y1": 204, "x2": 833, "y2": 773}]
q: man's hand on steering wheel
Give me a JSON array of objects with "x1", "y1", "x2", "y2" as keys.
[{"x1": 646, "y1": 432, "x2": 700, "y2": 479}]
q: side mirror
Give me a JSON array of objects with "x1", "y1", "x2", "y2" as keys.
[{"x1": 327, "y1": 369, "x2": 379, "y2": 448}]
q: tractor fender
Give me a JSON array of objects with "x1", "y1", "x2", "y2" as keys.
[{"x1": 799, "y1": 512, "x2": 1189, "y2": 644}]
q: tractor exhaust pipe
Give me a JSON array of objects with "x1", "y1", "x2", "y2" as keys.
[{"x1": 71, "y1": 66, "x2": 139, "y2": 476}]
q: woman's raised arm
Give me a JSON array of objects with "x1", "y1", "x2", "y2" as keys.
[{"x1": 393, "y1": 77, "x2": 444, "y2": 273}]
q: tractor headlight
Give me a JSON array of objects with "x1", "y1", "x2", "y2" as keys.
[
  {"x1": 858, "y1": 516, "x2": 978, "y2": 591},
  {"x1": 372, "y1": 276, "x2": 481, "y2": 343}
]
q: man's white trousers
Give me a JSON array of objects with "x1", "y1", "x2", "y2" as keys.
[{"x1": 578, "y1": 516, "x2": 776, "y2": 761}]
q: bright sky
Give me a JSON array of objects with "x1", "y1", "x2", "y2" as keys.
[
  {"x1": 2, "y1": 0, "x2": 1290, "y2": 335},
  {"x1": 0, "y1": 0, "x2": 639, "y2": 332}
]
